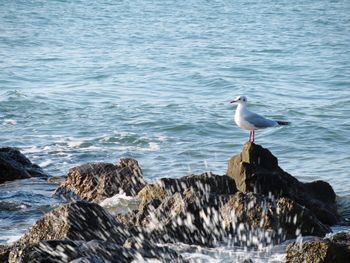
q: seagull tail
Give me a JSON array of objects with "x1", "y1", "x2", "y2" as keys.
[{"x1": 277, "y1": 121, "x2": 290, "y2": 126}]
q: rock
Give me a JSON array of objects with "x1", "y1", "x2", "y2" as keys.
[
  {"x1": 8, "y1": 239, "x2": 187, "y2": 263},
  {"x1": 227, "y1": 142, "x2": 339, "y2": 225},
  {"x1": 0, "y1": 245, "x2": 11, "y2": 262},
  {"x1": 136, "y1": 172, "x2": 236, "y2": 210},
  {"x1": 138, "y1": 188, "x2": 230, "y2": 246},
  {"x1": 276, "y1": 198, "x2": 331, "y2": 238},
  {"x1": 158, "y1": 172, "x2": 237, "y2": 195},
  {"x1": 286, "y1": 232, "x2": 350, "y2": 263},
  {"x1": 55, "y1": 158, "x2": 146, "y2": 202},
  {"x1": 16, "y1": 201, "x2": 129, "y2": 247},
  {"x1": 137, "y1": 184, "x2": 169, "y2": 207},
  {"x1": 220, "y1": 192, "x2": 331, "y2": 246},
  {"x1": 119, "y1": 171, "x2": 331, "y2": 247},
  {"x1": 123, "y1": 237, "x2": 185, "y2": 262},
  {"x1": 119, "y1": 175, "x2": 235, "y2": 247},
  {"x1": 0, "y1": 147, "x2": 47, "y2": 184},
  {"x1": 118, "y1": 173, "x2": 237, "y2": 243}
]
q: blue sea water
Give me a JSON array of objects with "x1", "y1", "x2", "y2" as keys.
[{"x1": 1, "y1": 0, "x2": 350, "y2": 261}]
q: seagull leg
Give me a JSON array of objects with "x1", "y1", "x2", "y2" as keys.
[
  {"x1": 248, "y1": 131, "x2": 252, "y2": 142},
  {"x1": 252, "y1": 130, "x2": 255, "y2": 142}
]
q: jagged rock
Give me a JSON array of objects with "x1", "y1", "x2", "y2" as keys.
[
  {"x1": 137, "y1": 188, "x2": 230, "y2": 246},
  {"x1": 0, "y1": 244, "x2": 11, "y2": 262},
  {"x1": 227, "y1": 143, "x2": 339, "y2": 225},
  {"x1": 158, "y1": 172, "x2": 237, "y2": 195},
  {"x1": 116, "y1": 173, "x2": 237, "y2": 246},
  {"x1": 123, "y1": 237, "x2": 185, "y2": 261},
  {"x1": 0, "y1": 147, "x2": 47, "y2": 184},
  {"x1": 136, "y1": 172, "x2": 236, "y2": 208},
  {"x1": 119, "y1": 171, "x2": 333, "y2": 247},
  {"x1": 16, "y1": 201, "x2": 129, "y2": 247},
  {"x1": 55, "y1": 158, "x2": 146, "y2": 202},
  {"x1": 286, "y1": 232, "x2": 350, "y2": 263},
  {"x1": 137, "y1": 184, "x2": 169, "y2": 207},
  {"x1": 117, "y1": 172, "x2": 237, "y2": 231},
  {"x1": 8, "y1": 239, "x2": 187, "y2": 263},
  {"x1": 119, "y1": 173, "x2": 234, "y2": 247},
  {"x1": 220, "y1": 192, "x2": 331, "y2": 246}
]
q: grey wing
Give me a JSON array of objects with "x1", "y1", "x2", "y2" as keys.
[{"x1": 244, "y1": 111, "x2": 278, "y2": 128}]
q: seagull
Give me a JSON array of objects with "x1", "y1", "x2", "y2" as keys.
[{"x1": 230, "y1": 95, "x2": 290, "y2": 142}]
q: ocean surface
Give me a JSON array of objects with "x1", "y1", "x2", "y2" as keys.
[{"x1": 1, "y1": 0, "x2": 350, "y2": 261}]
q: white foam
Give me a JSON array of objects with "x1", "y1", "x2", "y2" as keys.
[
  {"x1": 147, "y1": 142, "x2": 160, "y2": 152},
  {"x1": 2, "y1": 234, "x2": 21, "y2": 244},
  {"x1": 39, "y1": 160, "x2": 53, "y2": 168},
  {"x1": 99, "y1": 193, "x2": 140, "y2": 216},
  {"x1": 3, "y1": 119, "x2": 17, "y2": 125}
]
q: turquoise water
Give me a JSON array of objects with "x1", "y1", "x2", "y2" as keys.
[{"x1": 1, "y1": 0, "x2": 350, "y2": 260}]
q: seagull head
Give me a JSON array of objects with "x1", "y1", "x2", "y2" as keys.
[{"x1": 230, "y1": 95, "x2": 247, "y2": 105}]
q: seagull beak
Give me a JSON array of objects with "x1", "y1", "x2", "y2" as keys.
[{"x1": 230, "y1": 99, "x2": 237, "y2": 104}]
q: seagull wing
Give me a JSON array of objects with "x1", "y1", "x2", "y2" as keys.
[{"x1": 244, "y1": 111, "x2": 278, "y2": 128}]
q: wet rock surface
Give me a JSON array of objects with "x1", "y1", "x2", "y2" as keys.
[
  {"x1": 55, "y1": 158, "x2": 146, "y2": 202},
  {"x1": 286, "y1": 232, "x2": 350, "y2": 263},
  {"x1": 3, "y1": 201, "x2": 186, "y2": 262},
  {"x1": 118, "y1": 172, "x2": 331, "y2": 247},
  {"x1": 227, "y1": 142, "x2": 339, "y2": 225},
  {"x1": 16, "y1": 201, "x2": 129, "y2": 246},
  {"x1": 0, "y1": 147, "x2": 47, "y2": 184},
  {"x1": 220, "y1": 192, "x2": 331, "y2": 246},
  {"x1": 3, "y1": 143, "x2": 344, "y2": 262},
  {"x1": 8, "y1": 239, "x2": 186, "y2": 263}
]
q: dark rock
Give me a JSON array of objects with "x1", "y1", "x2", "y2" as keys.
[
  {"x1": 116, "y1": 173, "x2": 237, "y2": 246},
  {"x1": 220, "y1": 192, "x2": 330, "y2": 246},
  {"x1": 8, "y1": 239, "x2": 187, "y2": 263},
  {"x1": 119, "y1": 171, "x2": 331, "y2": 247},
  {"x1": 276, "y1": 198, "x2": 331, "y2": 238},
  {"x1": 55, "y1": 158, "x2": 146, "y2": 202},
  {"x1": 159, "y1": 172, "x2": 237, "y2": 195},
  {"x1": 16, "y1": 201, "x2": 129, "y2": 247},
  {"x1": 137, "y1": 183, "x2": 169, "y2": 207},
  {"x1": 0, "y1": 147, "x2": 47, "y2": 184},
  {"x1": 286, "y1": 232, "x2": 350, "y2": 263},
  {"x1": 227, "y1": 142, "x2": 339, "y2": 225},
  {"x1": 0, "y1": 244, "x2": 11, "y2": 262},
  {"x1": 119, "y1": 181, "x2": 232, "y2": 247},
  {"x1": 139, "y1": 189, "x2": 230, "y2": 246},
  {"x1": 123, "y1": 237, "x2": 185, "y2": 261}
]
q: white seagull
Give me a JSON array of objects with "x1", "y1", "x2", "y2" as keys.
[{"x1": 230, "y1": 95, "x2": 289, "y2": 142}]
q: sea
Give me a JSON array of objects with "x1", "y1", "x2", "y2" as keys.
[{"x1": 0, "y1": 0, "x2": 349, "y2": 262}]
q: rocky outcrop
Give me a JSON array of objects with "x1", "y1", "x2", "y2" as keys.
[
  {"x1": 3, "y1": 201, "x2": 186, "y2": 263},
  {"x1": 117, "y1": 173, "x2": 236, "y2": 246},
  {"x1": 55, "y1": 158, "x2": 146, "y2": 202},
  {"x1": 4, "y1": 142, "x2": 342, "y2": 261},
  {"x1": 118, "y1": 172, "x2": 331, "y2": 247},
  {"x1": 286, "y1": 232, "x2": 350, "y2": 263},
  {"x1": 8, "y1": 239, "x2": 186, "y2": 263},
  {"x1": 0, "y1": 147, "x2": 47, "y2": 184},
  {"x1": 16, "y1": 201, "x2": 129, "y2": 247},
  {"x1": 0, "y1": 245, "x2": 11, "y2": 262},
  {"x1": 158, "y1": 172, "x2": 237, "y2": 195},
  {"x1": 134, "y1": 189, "x2": 231, "y2": 246},
  {"x1": 227, "y1": 142, "x2": 339, "y2": 225},
  {"x1": 220, "y1": 192, "x2": 331, "y2": 246}
]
